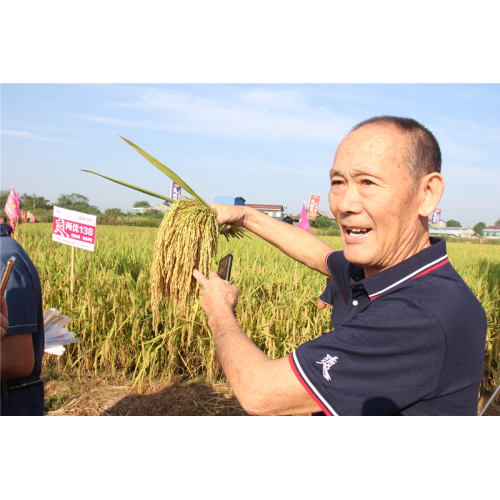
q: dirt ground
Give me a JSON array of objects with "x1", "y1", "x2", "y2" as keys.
[
  {"x1": 42, "y1": 369, "x2": 248, "y2": 416},
  {"x1": 42, "y1": 368, "x2": 499, "y2": 417}
]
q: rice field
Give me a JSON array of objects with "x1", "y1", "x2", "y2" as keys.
[{"x1": 16, "y1": 223, "x2": 500, "y2": 394}]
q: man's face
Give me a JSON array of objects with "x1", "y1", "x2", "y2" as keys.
[{"x1": 329, "y1": 124, "x2": 424, "y2": 277}]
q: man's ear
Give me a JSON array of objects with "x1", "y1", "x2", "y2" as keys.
[{"x1": 418, "y1": 172, "x2": 445, "y2": 218}]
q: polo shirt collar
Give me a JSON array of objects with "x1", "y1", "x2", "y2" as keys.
[
  {"x1": 357, "y1": 237, "x2": 449, "y2": 300},
  {"x1": 0, "y1": 225, "x2": 11, "y2": 237}
]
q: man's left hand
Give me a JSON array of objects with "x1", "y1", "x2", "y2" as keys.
[{"x1": 192, "y1": 269, "x2": 239, "y2": 322}]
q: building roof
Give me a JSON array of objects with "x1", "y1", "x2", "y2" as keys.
[
  {"x1": 246, "y1": 204, "x2": 283, "y2": 210},
  {"x1": 317, "y1": 210, "x2": 336, "y2": 219},
  {"x1": 485, "y1": 225, "x2": 500, "y2": 230}
]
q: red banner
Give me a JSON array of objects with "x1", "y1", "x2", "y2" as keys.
[{"x1": 307, "y1": 194, "x2": 320, "y2": 220}]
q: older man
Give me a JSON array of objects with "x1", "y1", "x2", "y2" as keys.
[{"x1": 193, "y1": 116, "x2": 487, "y2": 416}]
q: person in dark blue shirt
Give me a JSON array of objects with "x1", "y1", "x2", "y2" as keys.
[
  {"x1": 0, "y1": 216, "x2": 14, "y2": 236},
  {"x1": 317, "y1": 278, "x2": 348, "y2": 328},
  {"x1": 192, "y1": 116, "x2": 487, "y2": 416},
  {"x1": 1, "y1": 225, "x2": 45, "y2": 415}
]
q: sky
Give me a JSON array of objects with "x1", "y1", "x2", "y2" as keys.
[{"x1": 1, "y1": 83, "x2": 499, "y2": 226}]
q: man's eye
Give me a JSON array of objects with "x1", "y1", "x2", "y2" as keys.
[
  {"x1": 331, "y1": 180, "x2": 343, "y2": 186},
  {"x1": 361, "y1": 179, "x2": 374, "y2": 186}
]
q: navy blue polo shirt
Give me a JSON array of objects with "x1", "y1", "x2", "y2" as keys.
[
  {"x1": 290, "y1": 238, "x2": 487, "y2": 416},
  {"x1": 318, "y1": 278, "x2": 348, "y2": 328},
  {"x1": 0, "y1": 226, "x2": 45, "y2": 416}
]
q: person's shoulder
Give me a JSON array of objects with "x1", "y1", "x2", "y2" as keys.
[{"x1": 406, "y1": 263, "x2": 487, "y2": 329}]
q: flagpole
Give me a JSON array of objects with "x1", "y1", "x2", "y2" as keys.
[{"x1": 70, "y1": 246, "x2": 75, "y2": 309}]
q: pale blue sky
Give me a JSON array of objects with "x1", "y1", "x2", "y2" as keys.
[{"x1": 1, "y1": 84, "x2": 499, "y2": 226}]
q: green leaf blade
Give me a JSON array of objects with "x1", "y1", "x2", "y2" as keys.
[
  {"x1": 119, "y1": 136, "x2": 210, "y2": 208},
  {"x1": 81, "y1": 170, "x2": 175, "y2": 203}
]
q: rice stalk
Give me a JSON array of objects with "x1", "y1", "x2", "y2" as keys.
[{"x1": 151, "y1": 198, "x2": 218, "y2": 332}]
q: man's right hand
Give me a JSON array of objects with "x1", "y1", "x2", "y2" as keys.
[{"x1": 211, "y1": 203, "x2": 248, "y2": 235}]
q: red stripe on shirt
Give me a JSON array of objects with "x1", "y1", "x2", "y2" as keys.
[
  {"x1": 411, "y1": 258, "x2": 449, "y2": 280},
  {"x1": 288, "y1": 354, "x2": 333, "y2": 416}
]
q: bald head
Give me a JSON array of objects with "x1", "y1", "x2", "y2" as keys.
[{"x1": 351, "y1": 116, "x2": 442, "y2": 189}]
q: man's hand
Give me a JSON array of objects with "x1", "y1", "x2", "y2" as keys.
[
  {"x1": 192, "y1": 269, "x2": 239, "y2": 322},
  {"x1": 0, "y1": 296, "x2": 8, "y2": 339},
  {"x1": 211, "y1": 203, "x2": 248, "y2": 235}
]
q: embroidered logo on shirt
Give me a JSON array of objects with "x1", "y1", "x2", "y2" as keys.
[{"x1": 316, "y1": 354, "x2": 338, "y2": 381}]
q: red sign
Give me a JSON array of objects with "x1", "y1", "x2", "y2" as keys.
[
  {"x1": 52, "y1": 207, "x2": 97, "y2": 251},
  {"x1": 307, "y1": 194, "x2": 321, "y2": 220}
]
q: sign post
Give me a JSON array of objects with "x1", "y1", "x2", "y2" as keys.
[{"x1": 52, "y1": 206, "x2": 97, "y2": 308}]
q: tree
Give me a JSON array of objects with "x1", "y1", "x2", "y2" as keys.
[
  {"x1": 104, "y1": 208, "x2": 124, "y2": 216},
  {"x1": 56, "y1": 193, "x2": 100, "y2": 215},
  {"x1": 19, "y1": 193, "x2": 52, "y2": 211},
  {"x1": 495, "y1": 218, "x2": 500, "y2": 225},
  {"x1": 446, "y1": 219, "x2": 461, "y2": 227},
  {"x1": 133, "y1": 200, "x2": 150, "y2": 208},
  {"x1": 0, "y1": 190, "x2": 10, "y2": 210},
  {"x1": 473, "y1": 222, "x2": 486, "y2": 236},
  {"x1": 311, "y1": 216, "x2": 339, "y2": 229}
]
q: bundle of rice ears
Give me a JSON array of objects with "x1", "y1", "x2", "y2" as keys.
[
  {"x1": 151, "y1": 197, "x2": 218, "y2": 331},
  {"x1": 82, "y1": 136, "x2": 245, "y2": 333}
]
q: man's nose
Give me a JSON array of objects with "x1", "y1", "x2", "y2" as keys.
[{"x1": 337, "y1": 185, "x2": 363, "y2": 214}]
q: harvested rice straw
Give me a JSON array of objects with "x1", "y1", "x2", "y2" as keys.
[{"x1": 151, "y1": 198, "x2": 219, "y2": 332}]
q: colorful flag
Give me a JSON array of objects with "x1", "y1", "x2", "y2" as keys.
[
  {"x1": 298, "y1": 202, "x2": 311, "y2": 233},
  {"x1": 171, "y1": 181, "x2": 181, "y2": 200},
  {"x1": 30, "y1": 213, "x2": 36, "y2": 223},
  {"x1": 21, "y1": 210, "x2": 27, "y2": 223},
  {"x1": 307, "y1": 194, "x2": 321, "y2": 220},
  {"x1": 3, "y1": 187, "x2": 19, "y2": 220},
  {"x1": 432, "y1": 208, "x2": 441, "y2": 225}
]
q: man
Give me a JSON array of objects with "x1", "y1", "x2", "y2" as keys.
[
  {"x1": 0, "y1": 297, "x2": 8, "y2": 339},
  {"x1": 316, "y1": 278, "x2": 347, "y2": 330},
  {"x1": 1, "y1": 223, "x2": 45, "y2": 415},
  {"x1": 0, "y1": 216, "x2": 14, "y2": 236},
  {"x1": 193, "y1": 116, "x2": 487, "y2": 416}
]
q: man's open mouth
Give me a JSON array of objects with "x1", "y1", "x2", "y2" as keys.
[{"x1": 344, "y1": 227, "x2": 371, "y2": 238}]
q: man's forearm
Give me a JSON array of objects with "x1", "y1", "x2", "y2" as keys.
[
  {"x1": 242, "y1": 207, "x2": 333, "y2": 275},
  {"x1": 208, "y1": 308, "x2": 272, "y2": 411}
]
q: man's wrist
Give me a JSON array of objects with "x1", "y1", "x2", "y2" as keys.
[{"x1": 208, "y1": 306, "x2": 238, "y2": 334}]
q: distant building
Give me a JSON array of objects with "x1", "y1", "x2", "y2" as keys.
[
  {"x1": 483, "y1": 225, "x2": 500, "y2": 238},
  {"x1": 149, "y1": 201, "x2": 171, "y2": 213},
  {"x1": 246, "y1": 204, "x2": 284, "y2": 221},
  {"x1": 428, "y1": 217, "x2": 447, "y2": 229},
  {"x1": 317, "y1": 210, "x2": 336, "y2": 220},
  {"x1": 132, "y1": 201, "x2": 171, "y2": 215},
  {"x1": 430, "y1": 226, "x2": 474, "y2": 238},
  {"x1": 282, "y1": 215, "x2": 300, "y2": 226},
  {"x1": 131, "y1": 206, "x2": 150, "y2": 214},
  {"x1": 214, "y1": 196, "x2": 246, "y2": 206}
]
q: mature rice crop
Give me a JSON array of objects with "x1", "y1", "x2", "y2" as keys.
[
  {"x1": 16, "y1": 224, "x2": 500, "y2": 396},
  {"x1": 151, "y1": 198, "x2": 218, "y2": 332}
]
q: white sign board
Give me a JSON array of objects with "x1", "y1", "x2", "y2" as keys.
[{"x1": 52, "y1": 206, "x2": 97, "y2": 252}]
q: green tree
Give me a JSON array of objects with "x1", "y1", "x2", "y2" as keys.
[
  {"x1": 20, "y1": 193, "x2": 52, "y2": 211},
  {"x1": 133, "y1": 200, "x2": 150, "y2": 208},
  {"x1": 56, "y1": 193, "x2": 100, "y2": 215},
  {"x1": 473, "y1": 222, "x2": 486, "y2": 236},
  {"x1": 446, "y1": 219, "x2": 461, "y2": 227},
  {"x1": 311, "y1": 217, "x2": 338, "y2": 229},
  {"x1": 495, "y1": 217, "x2": 500, "y2": 225},
  {"x1": 104, "y1": 208, "x2": 124, "y2": 216}
]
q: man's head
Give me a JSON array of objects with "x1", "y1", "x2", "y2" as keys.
[
  {"x1": 0, "y1": 217, "x2": 8, "y2": 224},
  {"x1": 329, "y1": 117, "x2": 444, "y2": 277}
]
